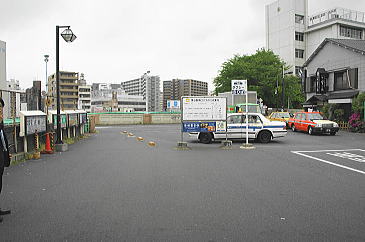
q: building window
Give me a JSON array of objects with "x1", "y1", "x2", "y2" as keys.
[
  {"x1": 310, "y1": 76, "x2": 316, "y2": 93},
  {"x1": 295, "y1": 32, "x2": 304, "y2": 41},
  {"x1": 295, "y1": 66, "x2": 303, "y2": 76},
  {"x1": 334, "y1": 71, "x2": 350, "y2": 90},
  {"x1": 340, "y1": 26, "x2": 363, "y2": 39},
  {"x1": 295, "y1": 14, "x2": 304, "y2": 24},
  {"x1": 295, "y1": 49, "x2": 304, "y2": 58}
]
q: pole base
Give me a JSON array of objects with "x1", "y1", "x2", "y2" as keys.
[
  {"x1": 175, "y1": 142, "x2": 190, "y2": 150},
  {"x1": 221, "y1": 140, "x2": 233, "y2": 149},
  {"x1": 33, "y1": 151, "x2": 41, "y2": 160},
  {"x1": 55, "y1": 143, "x2": 68, "y2": 152},
  {"x1": 240, "y1": 143, "x2": 255, "y2": 149}
]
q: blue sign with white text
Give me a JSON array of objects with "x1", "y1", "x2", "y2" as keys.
[{"x1": 182, "y1": 122, "x2": 216, "y2": 132}]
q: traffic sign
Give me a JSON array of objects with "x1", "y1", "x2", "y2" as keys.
[{"x1": 231, "y1": 80, "x2": 247, "y2": 95}]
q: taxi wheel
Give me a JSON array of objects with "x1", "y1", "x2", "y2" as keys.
[
  {"x1": 330, "y1": 132, "x2": 336, "y2": 136},
  {"x1": 308, "y1": 126, "x2": 314, "y2": 135},
  {"x1": 199, "y1": 132, "x2": 212, "y2": 144},
  {"x1": 291, "y1": 125, "x2": 296, "y2": 132},
  {"x1": 258, "y1": 131, "x2": 272, "y2": 143}
]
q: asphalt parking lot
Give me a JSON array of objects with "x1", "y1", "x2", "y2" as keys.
[{"x1": 1, "y1": 124, "x2": 364, "y2": 241}]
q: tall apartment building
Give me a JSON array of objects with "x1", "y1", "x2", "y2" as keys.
[
  {"x1": 78, "y1": 74, "x2": 91, "y2": 112},
  {"x1": 47, "y1": 71, "x2": 79, "y2": 110},
  {"x1": 121, "y1": 74, "x2": 161, "y2": 112},
  {"x1": 266, "y1": 0, "x2": 365, "y2": 75},
  {"x1": 0, "y1": 40, "x2": 10, "y2": 118},
  {"x1": 26, "y1": 81, "x2": 42, "y2": 111},
  {"x1": 0, "y1": 40, "x2": 6, "y2": 91},
  {"x1": 162, "y1": 79, "x2": 208, "y2": 111}
]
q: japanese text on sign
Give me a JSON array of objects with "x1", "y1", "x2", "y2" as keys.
[
  {"x1": 231, "y1": 80, "x2": 247, "y2": 95},
  {"x1": 26, "y1": 116, "x2": 47, "y2": 135},
  {"x1": 182, "y1": 97, "x2": 226, "y2": 121}
]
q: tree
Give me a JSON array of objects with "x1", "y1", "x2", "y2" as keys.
[{"x1": 213, "y1": 49, "x2": 305, "y2": 108}]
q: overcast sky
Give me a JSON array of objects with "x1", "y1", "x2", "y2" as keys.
[{"x1": 1, "y1": 0, "x2": 364, "y2": 91}]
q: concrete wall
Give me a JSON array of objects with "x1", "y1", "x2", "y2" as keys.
[{"x1": 91, "y1": 113, "x2": 181, "y2": 125}]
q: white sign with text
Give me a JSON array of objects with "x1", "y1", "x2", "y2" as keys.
[
  {"x1": 182, "y1": 97, "x2": 227, "y2": 121},
  {"x1": 231, "y1": 80, "x2": 247, "y2": 95}
]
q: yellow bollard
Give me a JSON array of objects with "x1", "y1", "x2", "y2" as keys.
[{"x1": 148, "y1": 141, "x2": 156, "y2": 147}]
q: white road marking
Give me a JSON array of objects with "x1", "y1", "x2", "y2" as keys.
[
  {"x1": 291, "y1": 149, "x2": 365, "y2": 175},
  {"x1": 292, "y1": 149, "x2": 365, "y2": 153}
]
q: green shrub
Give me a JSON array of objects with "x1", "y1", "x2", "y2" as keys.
[{"x1": 352, "y1": 92, "x2": 365, "y2": 120}]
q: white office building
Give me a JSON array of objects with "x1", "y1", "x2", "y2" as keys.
[
  {"x1": 266, "y1": 0, "x2": 365, "y2": 75},
  {"x1": 0, "y1": 40, "x2": 6, "y2": 91},
  {"x1": 91, "y1": 88, "x2": 146, "y2": 113},
  {"x1": 122, "y1": 74, "x2": 161, "y2": 112}
]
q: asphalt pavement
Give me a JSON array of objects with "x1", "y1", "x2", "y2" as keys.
[{"x1": 0, "y1": 125, "x2": 364, "y2": 241}]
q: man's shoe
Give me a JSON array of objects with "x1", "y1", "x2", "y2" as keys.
[
  {"x1": 0, "y1": 216, "x2": 3, "y2": 223},
  {"x1": 0, "y1": 209, "x2": 11, "y2": 216}
]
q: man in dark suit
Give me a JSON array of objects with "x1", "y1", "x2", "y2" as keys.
[{"x1": 0, "y1": 98, "x2": 11, "y2": 223}]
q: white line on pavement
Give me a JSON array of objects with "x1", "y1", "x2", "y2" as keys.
[
  {"x1": 291, "y1": 151, "x2": 365, "y2": 175},
  {"x1": 291, "y1": 149, "x2": 365, "y2": 153}
]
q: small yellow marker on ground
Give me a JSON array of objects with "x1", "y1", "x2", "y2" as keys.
[
  {"x1": 33, "y1": 151, "x2": 41, "y2": 160},
  {"x1": 137, "y1": 137, "x2": 144, "y2": 141},
  {"x1": 128, "y1": 133, "x2": 135, "y2": 137},
  {"x1": 148, "y1": 141, "x2": 156, "y2": 147},
  {"x1": 122, "y1": 131, "x2": 128, "y2": 134}
]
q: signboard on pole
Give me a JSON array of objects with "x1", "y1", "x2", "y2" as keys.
[
  {"x1": 19, "y1": 111, "x2": 47, "y2": 137},
  {"x1": 167, "y1": 100, "x2": 180, "y2": 109},
  {"x1": 231, "y1": 80, "x2": 247, "y2": 95},
  {"x1": 182, "y1": 97, "x2": 226, "y2": 121},
  {"x1": 232, "y1": 80, "x2": 250, "y2": 147}
]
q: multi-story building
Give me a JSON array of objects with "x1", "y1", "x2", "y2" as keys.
[
  {"x1": 0, "y1": 40, "x2": 10, "y2": 118},
  {"x1": 0, "y1": 40, "x2": 6, "y2": 91},
  {"x1": 25, "y1": 80, "x2": 42, "y2": 111},
  {"x1": 266, "y1": 0, "x2": 365, "y2": 75},
  {"x1": 77, "y1": 74, "x2": 91, "y2": 112},
  {"x1": 162, "y1": 79, "x2": 208, "y2": 111},
  {"x1": 4, "y1": 78, "x2": 26, "y2": 118},
  {"x1": 121, "y1": 74, "x2": 161, "y2": 112},
  {"x1": 6, "y1": 79, "x2": 20, "y2": 90},
  {"x1": 91, "y1": 88, "x2": 146, "y2": 113},
  {"x1": 47, "y1": 71, "x2": 79, "y2": 110}
]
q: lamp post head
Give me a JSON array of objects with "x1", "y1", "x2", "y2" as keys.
[
  {"x1": 61, "y1": 28, "x2": 77, "y2": 42},
  {"x1": 44, "y1": 54, "x2": 49, "y2": 62}
]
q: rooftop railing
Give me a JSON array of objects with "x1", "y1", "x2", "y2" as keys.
[{"x1": 308, "y1": 7, "x2": 365, "y2": 27}]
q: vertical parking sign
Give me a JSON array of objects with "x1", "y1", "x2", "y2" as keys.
[{"x1": 231, "y1": 80, "x2": 247, "y2": 95}]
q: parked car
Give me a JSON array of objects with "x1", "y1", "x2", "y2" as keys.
[
  {"x1": 288, "y1": 112, "x2": 339, "y2": 135},
  {"x1": 189, "y1": 113, "x2": 287, "y2": 144},
  {"x1": 268, "y1": 111, "x2": 291, "y2": 127}
]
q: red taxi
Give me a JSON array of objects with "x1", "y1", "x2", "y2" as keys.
[{"x1": 288, "y1": 112, "x2": 339, "y2": 135}]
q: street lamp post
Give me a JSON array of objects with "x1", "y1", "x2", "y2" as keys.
[
  {"x1": 44, "y1": 55, "x2": 49, "y2": 112},
  {"x1": 281, "y1": 66, "x2": 293, "y2": 111},
  {"x1": 55, "y1": 25, "x2": 76, "y2": 145}
]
